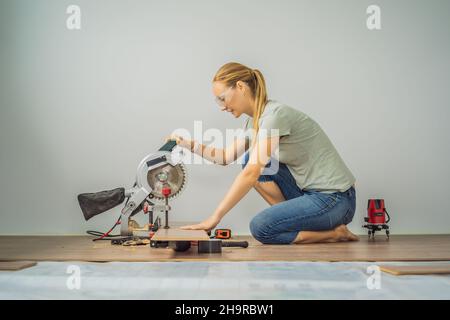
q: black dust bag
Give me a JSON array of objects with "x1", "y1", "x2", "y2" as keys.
[{"x1": 77, "y1": 187, "x2": 125, "y2": 221}]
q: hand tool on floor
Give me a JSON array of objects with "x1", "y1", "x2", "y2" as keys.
[
  {"x1": 150, "y1": 228, "x2": 248, "y2": 253},
  {"x1": 362, "y1": 199, "x2": 390, "y2": 240},
  {"x1": 151, "y1": 228, "x2": 209, "y2": 251},
  {"x1": 165, "y1": 239, "x2": 249, "y2": 253},
  {"x1": 198, "y1": 239, "x2": 249, "y2": 253},
  {"x1": 77, "y1": 140, "x2": 187, "y2": 239}
]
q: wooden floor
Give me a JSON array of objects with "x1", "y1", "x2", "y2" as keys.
[{"x1": 0, "y1": 235, "x2": 449, "y2": 262}]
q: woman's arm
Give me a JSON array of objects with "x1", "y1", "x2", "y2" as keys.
[
  {"x1": 181, "y1": 135, "x2": 280, "y2": 231},
  {"x1": 168, "y1": 134, "x2": 249, "y2": 166},
  {"x1": 193, "y1": 137, "x2": 250, "y2": 165}
]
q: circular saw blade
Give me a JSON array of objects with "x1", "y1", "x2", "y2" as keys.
[{"x1": 147, "y1": 163, "x2": 187, "y2": 201}]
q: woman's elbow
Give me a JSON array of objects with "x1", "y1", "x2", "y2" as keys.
[{"x1": 242, "y1": 165, "x2": 261, "y2": 181}]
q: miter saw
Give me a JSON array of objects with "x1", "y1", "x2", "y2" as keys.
[{"x1": 77, "y1": 140, "x2": 187, "y2": 239}]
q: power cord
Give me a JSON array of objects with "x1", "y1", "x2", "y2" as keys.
[
  {"x1": 86, "y1": 214, "x2": 122, "y2": 241},
  {"x1": 85, "y1": 183, "x2": 139, "y2": 241}
]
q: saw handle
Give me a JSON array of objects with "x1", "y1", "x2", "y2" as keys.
[
  {"x1": 159, "y1": 140, "x2": 178, "y2": 152},
  {"x1": 221, "y1": 241, "x2": 249, "y2": 248}
]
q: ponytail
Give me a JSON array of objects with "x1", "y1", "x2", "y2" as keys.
[{"x1": 250, "y1": 69, "x2": 268, "y2": 146}]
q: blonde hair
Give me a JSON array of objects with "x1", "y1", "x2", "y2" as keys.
[{"x1": 213, "y1": 62, "x2": 268, "y2": 146}]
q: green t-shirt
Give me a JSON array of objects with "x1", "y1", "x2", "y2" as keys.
[{"x1": 243, "y1": 100, "x2": 356, "y2": 193}]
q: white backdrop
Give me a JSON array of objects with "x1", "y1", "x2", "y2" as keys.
[{"x1": 1, "y1": 0, "x2": 449, "y2": 235}]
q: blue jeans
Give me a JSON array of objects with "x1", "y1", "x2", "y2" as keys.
[{"x1": 242, "y1": 152, "x2": 356, "y2": 244}]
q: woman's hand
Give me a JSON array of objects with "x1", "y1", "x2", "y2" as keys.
[
  {"x1": 180, "y1": 215, "x2": 221, "y2": 232},
  {"x1": 165, "y1": 134, "x2": 193, "y2": 150}
]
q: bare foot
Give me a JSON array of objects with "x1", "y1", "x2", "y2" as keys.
[{"x1": 334, "y1": 225, "x2": 359, "y2": 242}]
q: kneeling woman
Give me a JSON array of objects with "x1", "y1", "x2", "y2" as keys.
[{"x1": 170, "y1": 62, "x2": 359, "y2": 244}]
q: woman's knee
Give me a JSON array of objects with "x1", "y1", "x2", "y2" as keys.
[
  {"x1": 250, "y1": 213, "x2": 268, "y2": 243},
  {"x1": 250, "y1": 214, "x2": 297, "y2": 244},
  {"x1": 249, "y1": 211, "x2": 277, "y2": 244}
]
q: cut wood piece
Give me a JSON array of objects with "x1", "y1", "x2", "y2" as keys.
[
  {"x1": 152, "y1": 228, "x2": 209, "y2": 241},
  {"x1": 0, "y1": 261, "x2": 37, "y2": 271},
  {"x1": 380, "y1": 265, "x2": 450, "y2": 276}
]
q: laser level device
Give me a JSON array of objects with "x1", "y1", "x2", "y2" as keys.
[{"x1": 362, "y1": 199, "x2": 390, "y2": 239}]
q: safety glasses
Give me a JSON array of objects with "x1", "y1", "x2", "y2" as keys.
[{"x1": 215, "y1": 86, "x2": 235, "y2": 110}]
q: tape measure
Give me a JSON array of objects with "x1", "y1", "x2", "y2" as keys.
[{"x1": 213, "y1": 229, "x2": 231, "y2": 239}]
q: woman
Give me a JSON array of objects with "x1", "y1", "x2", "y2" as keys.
[{"x1": 169, "y1": 62, "x2": 359, "y2": 244}]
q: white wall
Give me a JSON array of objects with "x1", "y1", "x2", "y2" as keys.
[{"x1": 1, "y1": 0, "x2": 449, "y2": 235}]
